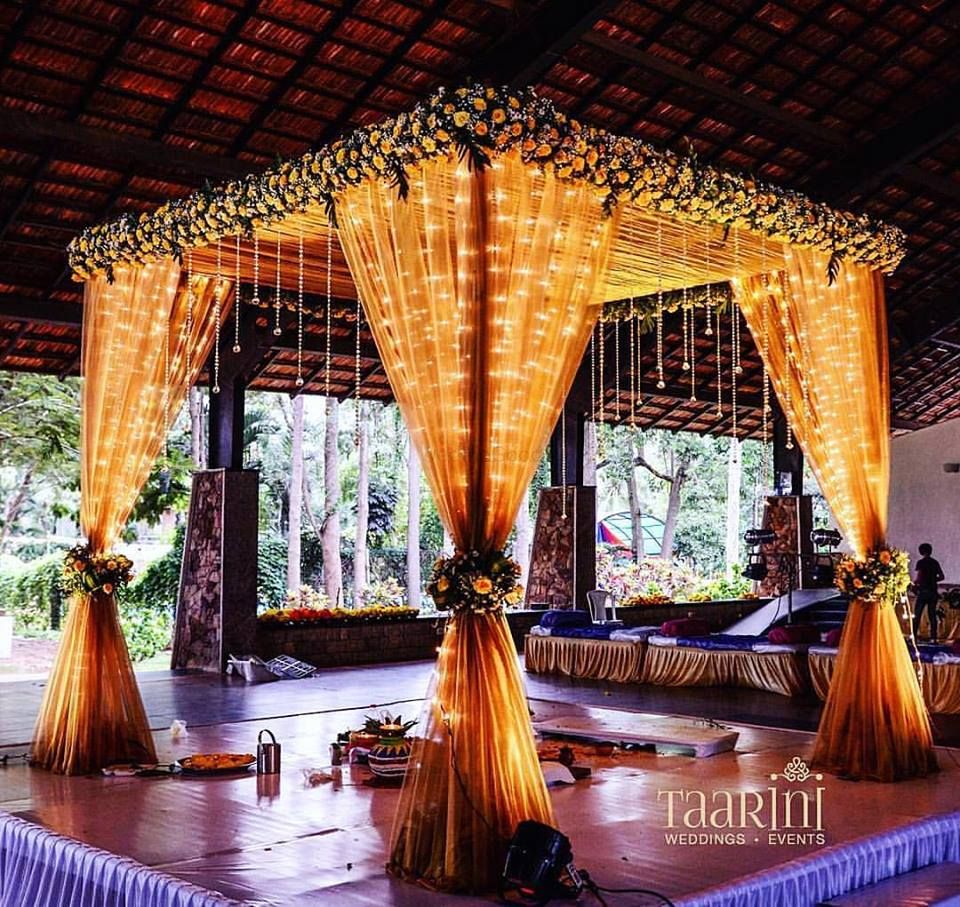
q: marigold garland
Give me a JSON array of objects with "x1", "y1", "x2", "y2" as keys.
[
  {"x1": 69, "y1": 84, "x2": 905, "y2": 281},
  {"x1": 427, "y1": 550, "x2": 523, "y2": 614},
  {"x1": 834, "y1": 546, "x2": 910, "y2": 607},
  {"x1": 61, "y1": 546, "x2": 134, "y2": 598}
]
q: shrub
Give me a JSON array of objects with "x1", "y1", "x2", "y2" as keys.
[
  {"x1": 0, "y1": 553, "x2": 62, "y2": 632},
  {"x1": 361, "y1": 577, "x2": 405, "y2": 608}
]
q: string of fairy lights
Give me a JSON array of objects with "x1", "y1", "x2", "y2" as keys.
[
  {"x1": 161, "y1": 223, "x2": 797, "y2": 479},
  {"x1": 159, "y1": 225, "x2": 369, "y2": 452}
]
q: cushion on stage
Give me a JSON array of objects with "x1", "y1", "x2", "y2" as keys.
[
  {"x1": 824, "y1": 627, "x2": 843, "y2": 648},
  {"x1": 549, "y1": 625, "x2": 615, "y2": 640},
  {"x1": 660, "y1": 618, "x2": 711, "y2": 638},
  {"x1": 678, "y1": 633, "x2": 761, "y2": 652},
  {"x1": 540, "y1": 609, "x2": 592, "y2": 629},
  {"x1": 768, "y1": 624, "x2": 821, "y2": 645}
]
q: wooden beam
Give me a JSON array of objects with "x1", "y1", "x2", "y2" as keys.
[
  {"x1": 471, "y1": 0, "x2": 619, "y2": 87},
  {"x1": 0, "y1": 298, "x2": 82, "y2": 326},
  {"x1": 808, "y1": 93, "x2": 960, "y2": 205},
  {"x1": 0, "y1": 109, "x2": 254, "y2": 181},
  {"x1": 581, "y1": 32, "x2": 846, "y2": 152}
]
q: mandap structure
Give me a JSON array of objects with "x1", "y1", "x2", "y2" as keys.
[{"x1": 46, "y1": 83, "x2": 936, "y2": 891}]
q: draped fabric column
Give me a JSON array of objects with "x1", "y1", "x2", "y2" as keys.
[
  {"x1": 737, "y1": 247, "x2": 936, "y2": 781},
  {"x1": 32, "y1": 260, "x2": 223, "y2": 774},
  {"x1": 337, "y1": 150, "x2": 617, "y2": 891}
]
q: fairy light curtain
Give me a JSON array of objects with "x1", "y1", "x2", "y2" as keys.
[
  {"x1": 337, "y1": 150, "x2": 616, "y2": 891},
  {"x1": 736, "y1": 248, "x2": 936, "y2": 782},
  {"x1": 32, "y1": 261, "x2": 223, "y2": 774}
]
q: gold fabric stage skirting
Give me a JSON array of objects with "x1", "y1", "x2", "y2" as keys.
[
  {"x1": 525, "y1": 636, "x2": 809, "y2": 696},
  {"x1": 524, "y1": 635, "x2": 645, "y2": 683},
  {"x1": 642, "y1": 643, "x2": 810, "y2": 697},
  {"x1": 810, "y1": 650, "x2": 960, "y2": 714}
]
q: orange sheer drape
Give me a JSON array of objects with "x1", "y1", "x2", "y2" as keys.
[
  {"x1": 32, "y1": 261, "x2": 222, "y2": 774},
  {"x1": 337, "y1": 150, "x2": 616, "y2": 890},
  {"x1": 737, "y1": 248, "x2": 936, "y2": 781}
]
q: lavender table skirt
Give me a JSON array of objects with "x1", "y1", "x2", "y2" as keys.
[{"x1": 0, "y1": 812, "x2": 240, "y2": 907}]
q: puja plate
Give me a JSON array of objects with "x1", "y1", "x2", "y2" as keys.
[{"x1": 177, "y1": 753, "x2": 256, "y2": 775}]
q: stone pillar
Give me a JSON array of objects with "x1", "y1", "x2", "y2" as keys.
[
  {"x1": 172, "y1": 469, "x2": 259, "y2": 672},
  {"x1": 758, "y1": 494, "x2": 814, "y2": 596},
  {"x1": 524, "y1": 485, "x2": 596, "y2": 610}
]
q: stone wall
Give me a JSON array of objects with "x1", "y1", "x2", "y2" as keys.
[{"x1": 255, "y1": 610, "x2": 546, "y2": 668}]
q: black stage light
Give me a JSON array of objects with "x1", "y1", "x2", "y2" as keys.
[
  {"x1": 743, "y1": 528, "x2": 776, "y2": 547},
  {"x1": 501, "y1": 820, "x2": 582, "y2": 904},
  {"x1": 811, "y1": 528, "x2": 843, "y2": 549},
  {"x1": 743, "y1": 553, "x2": 768, "y2": 581}
]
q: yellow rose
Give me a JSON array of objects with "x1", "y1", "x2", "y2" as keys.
[
  {"x1": 473, "y1": 577, "x2": 493, "y2": 595},
  {"x1": 102, "y1": 583, "x2": 114, "y2": 595},
  {"x1": 437, "y1": 576, "x2": 449, "y2": 592},
  {"x1": 879, "y1": 550, "x2": 891, "y2": 564},
  {"x1": 853, "y1": 578, "x2": 863, "y2": 588},
  {"x1": 492, "y1": 108, "x2": 506, "y2": 123},
  {"x1": 453, "y1": 111, "x2": 470, "y2": 127}
]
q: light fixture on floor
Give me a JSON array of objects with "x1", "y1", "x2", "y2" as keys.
[{"x1": 500, "y1": 820, "x2": 582, "y2": 903}]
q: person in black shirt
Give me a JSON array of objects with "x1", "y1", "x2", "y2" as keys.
[{"x1": 912, "y1": 542, "x2": 945, "y2": 642}]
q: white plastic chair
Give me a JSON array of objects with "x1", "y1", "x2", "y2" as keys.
[{"x1": 586, "y1": 589, "x2": 616, "y2": 624}]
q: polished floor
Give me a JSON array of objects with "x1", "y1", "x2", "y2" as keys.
[{"x1": 1, "y1": 661, "x2": 960, "y2": 905}]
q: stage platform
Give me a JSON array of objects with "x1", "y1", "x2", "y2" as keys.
[{"x1": 1, "y1": 662, "x2": 959, "y2": 905}]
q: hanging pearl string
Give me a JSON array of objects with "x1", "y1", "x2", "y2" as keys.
[
  {"x1": 614, "y1": 319, "x2": 621, "y2": 423},
  {"x1": 655, "y1": 221, "x2": 665, "y2": 389},
  {"x1": 325, "y1": 222, "x2": 333, "y2": 397},
  {"x1": 212, "y1": 237, "x2": 222, "y2": 394},
  {"x1": 704, "y1": 232, "x2": 714, "y2": 337},
  {"x1": 635, "y1": 305, "x2": 642, "y2": 414},
  {"x1": 162, "y1": 312, "x2": 171, "y2": 458},
  {"x1": 273, "y1": 230, "x2": 282, "y2": 336},
  {"x1": 629, "y1": 296, "x2": 637, "y2": 424},
  {"x1": 185, "y1": 249, "x2": 194, "y2": 383},
  {"x1": 560, "y1": 405, "x2": 568, "y2": 520},
  {"x1": 715, "y1": 291, "x2": 723, "y2": 418},
  {"x1": 779, "y1": 271, "x2": 797, "y2": 450},
  {"x1": 681, "y1": 223, "x2": 690, "y2": 373},
  {"x1": 355, "y1": 293, "x2": 362, "y2": 445},
  {"x1": 760, "y1": 236, "x2": 770, "y2": 447},
  {"x1": 598, "y1": 319, "x2": 605, "y2": 426},
  {"x1": 233, "y1": 232, "x2": 242, "y2": 353},
  {"x1": 731, "y1": 300, "x2": 738, "y2": 440},
  {"x1": 689, "y1": 303, "x2": 697, "y2": 402},
  {"x1": 251, "y1": 231, "x2": 261, "y2": 306},
  {"x1": 296, "y1": 224, "x2": 304, "y2": 387},
  {"x1": 590, "y1": 326, "x2": 596, "y2": 421}
]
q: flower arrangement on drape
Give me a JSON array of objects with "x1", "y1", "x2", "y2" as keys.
[
  {"x1": 736, "y1": 249, "x2": 937, "y2": 781},
  {"x1": 32, "y1": 261, "x2": 222, "y2": 774},
  {"x1": 337, "y1": 151, "x2": 617, "y2": 890}
]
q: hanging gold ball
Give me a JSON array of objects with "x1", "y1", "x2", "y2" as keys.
[
  {"x1": 273, "y1": 326, "x2": 283, "y2": 336},
  {"x1": 705, "y1": 327, "x2": 713, "y2": 336},
  {"x1": 212, "y1": 385, "x2": 221, "y2": 395},
  {"x1": 296, "y1": 377, "x2": 304, "y2": 387},
  {"x1": 657, "y1": 380, "x2": 665, "y2": 389},
  {"x1": 682, "y1": 362, "x2": 690, "y2": 371},
  {"x1": 735, "y1": 365, "x2": 744, "y2": 375},
  {"x1": 232, "y1": 344, "x2": 241, "y2": 353}
]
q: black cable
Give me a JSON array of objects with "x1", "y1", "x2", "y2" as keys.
[{"x1": 580, "y1": 869, "x2": 675, "y2": 907}]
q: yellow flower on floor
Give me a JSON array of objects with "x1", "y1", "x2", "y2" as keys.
[{"x1": 472, "y1": 577, "x2": 493, "y2": 595}]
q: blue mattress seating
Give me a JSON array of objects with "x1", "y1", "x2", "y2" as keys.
[
  {"x1": 539, "y1": 609, "x2": 592, "y2": 630},
  {"x1": 676, "y1": 633, "x2": 765, "y2": 652},
  {"x1": 549, "y1": 625, "x2": 615, "y2": 640}
]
